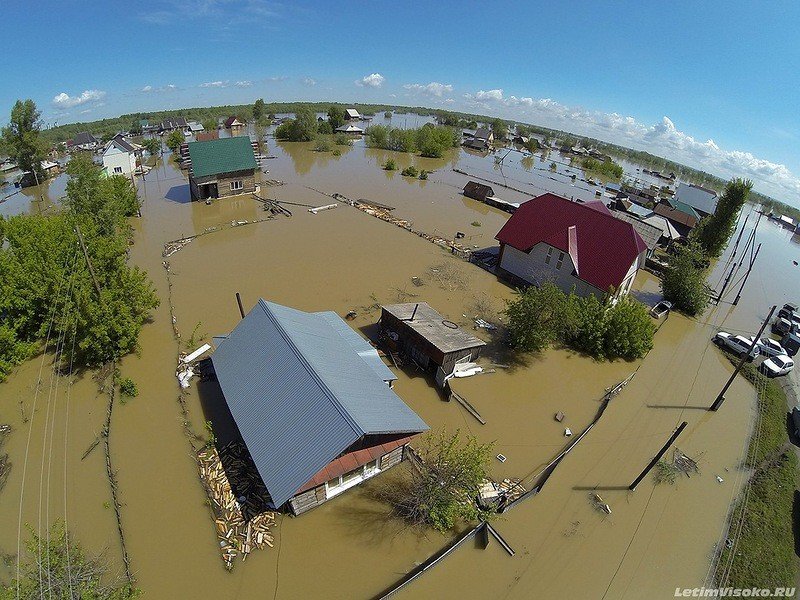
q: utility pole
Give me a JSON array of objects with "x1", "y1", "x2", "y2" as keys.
[
  {"x1": 235, "y1": 292, "x2": 245, "y2": 319},
  {"x1": 74, "y1": 225, "x2": 102, "y2": 297},
  {"x1": 629, "y1": 421, "x2": 687, "y2": 491},
  {"x1": 733, "y1": 243, "x2": 761, "y2": 306},
  {"x1": 710, "y1": 305, "x2": 776, "y2": 411},
  {"x1": 715, "y1": 261, "x2": 738, "y2": 304}
]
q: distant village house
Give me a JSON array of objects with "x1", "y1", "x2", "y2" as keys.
[
  {"x1": 210, "y1": 299, "x2": 428, "y2": 515},
  {"x1": 673, "y1": 182, "x2": 718, "y2": 218},
  {"x1": 224, "y1": 116, "x2": 246, "y2": 136},
  {"x1": 67, "y1": 132, "x2": 100, "y2": 152},
  {"x1": 495, "y1": 193, "x2": 648, "y2": 298},
  {"x1": 187, "y1": 136, "x2": 258, "y2": 201},
  {"x1": 344, "y1": 108, "x2": 362, "y2": 120}
]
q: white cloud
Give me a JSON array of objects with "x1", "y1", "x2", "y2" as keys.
[
  {"x1": 200, "y1": 80, "x2": 228, "y2": 88},
  {"x1": 461, "y1": 88, "x2": 800, "y2": 201},
  {"x1": 302, "y1": 77, "x2": 316, "y2": 86},
  {"x1": 140, "y1": 83, "x2": 178, "y2": 93},
  {"x1": 403, "y1": 82, "x2": 453, "y2": 98},
  {"x1": 266, "y1": 75, "x2": 288, "y2": 82},
  {"x1": 141, "y1": 85, "x2": 153, "y2": 92},
  {"x1": 235, "y1": 80, "x2": 252, "y2": 87},
  {"x1": 355, "y1": 73, "x2": 385, "y2": 88},
  {"x1": 51, "y1": 89, "x2": 106, "y2": 109}
]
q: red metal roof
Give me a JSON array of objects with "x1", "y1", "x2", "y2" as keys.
[
  {"x1": 495, "y1": 193, "x2": 647, "y2": 292},
  {"x1": 296, "y1": 436, "x2": 413, "y2": 495}
]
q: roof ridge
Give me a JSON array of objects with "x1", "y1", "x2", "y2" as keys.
[{"x1": 258, "y1": 300, "x2": 365, "y2": 438}]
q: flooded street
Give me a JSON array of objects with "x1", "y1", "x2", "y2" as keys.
[{"x1": 1, "y1": 125, "x2": 796, "y2": 599}]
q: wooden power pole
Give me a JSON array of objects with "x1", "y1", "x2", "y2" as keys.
[
  {"x1": 629, "y1": 421, "x2": 687, "y2": 491},
  {"x1": 710, "y1": 305, "x2": 776, "y2": 411},
  {"x1": 74, "y1": 225, "x2": 102, "y2": 297}
]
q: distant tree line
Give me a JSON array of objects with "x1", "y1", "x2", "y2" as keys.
[{"x1": 365, "y1": 124, "x2": 460, "y2": 158}]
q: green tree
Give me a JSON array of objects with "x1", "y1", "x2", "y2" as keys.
[
  {"x1": 202, "y1": 118, "x2": 218, "y2": 132},
  {"x1": 524, "y1": 137, "x2": 540, "y2": 153},
  {"x1": 317, "y1": 120, "x2": 333, "y2": 135},
  {"x1": 692, "y1": 178, "x2": 753, "y2": 258},
  {"x1": 1, "y1": 99, "x2": 46, "y2": 181},
  {"x1": 128, "y1": 119, "x2": 143, "y2": 136},
  {"x1": 2, "y1": 522, "x2": 139, "y2": 599},
  {"x1": 141, "y1": 137, "x2": 160, "y2": 156},
  {"x1": 570, "y1": 293, "x2": 607, "y2": 357},
  {"x1": 603, "y1": 297, "x2": 654, "y2": 359},
  {"x1": 165, "y1": 129, "x2": 184, "y2": 154},
  {"x1": 504, "y1": 282, "x2": 575, "y2": 352},
  {"x1": 65, "y1": 155, "x2": 139, "y2": 234},
  {"x1": 380, "y1": 430, "x2": 495, "y2": 532},
  {"x1": 661, "y1": 241, "x2": 710, "y2": 316},
  {"x1": 327, "y1": 105, "x2": 345, "y2": 130},
  {"x1": 490, "y1": 118, "x2": 508, "y2": 140},
  {"x1": 274, "y1": 108, "x2": 317, "y2": 141},
  {"x1": 252, "y1": 98, "x2": 266, "y2": 122}
]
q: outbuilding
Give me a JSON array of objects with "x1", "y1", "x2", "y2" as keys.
[
  {"x1": 210, "y1": 299, "x2": 428, "y2": 515},
  {"x1": 188, "y1": 136, "x2": 257, "y2": 201},
  {"x1": 463, "y1": 181, "x2": 495, "y2": 202},
  {"x1": 380, "y1": 302, "x2": 486, "y2": 384}
]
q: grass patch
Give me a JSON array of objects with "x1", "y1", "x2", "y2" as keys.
[{"x1": 713, "y1": 358, "x2": 797, "y2": 588}]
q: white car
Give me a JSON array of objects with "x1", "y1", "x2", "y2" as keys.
[
  {"x1": 760, "y1": 354, "x2": 794, "y2": 377},
  {"x1": 713, "y1": 332, "x2": 759, "y2": 360},
  {"x1": 757, "y1": 337, "x2": 786, "y2": 357}
]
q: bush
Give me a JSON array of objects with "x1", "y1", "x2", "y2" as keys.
[
  {"x1": 317, "y1": 120, "x2": 333, "y2": 135},
  {"x1": 313, "y1": 137, "x2": 332, "y2": 152},
  {"x1": 471, "y1": 221, "x2": 481, "y2": 227},
  {"x1": 384, "y1": 111, "x2": 392, "y2": 118},
  {"x1": 332, "y1": 149, "x2": 341, "y2": 157},
  {"x1": 383, "y1": 159, "x2": 397, "y2": 171},
  {"x1": 602, "y1": 297, "x2": 654, "y2": 359},
  {"x1": 419, "y1": 170, "x2": 428, "y2": 180},
  {"x1": 119, "y1": 377, "x2": 138, "y2": 398},
  {"x1": 401, "y1": 165, "x2": 418, "y2": 177},
  {"x1": 333, "y1": 133, "x2": 352, "y2": 146},
  {"x1": 504, "y1": 283, "x2": 575, "y2": 353},
  {"x1": 274, "y1": 108, "x2": 317, "y2": 141}
]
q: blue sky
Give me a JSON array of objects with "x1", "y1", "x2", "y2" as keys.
[{"x1": 5, "y1": 1, "x2": 800, "y2": 203}]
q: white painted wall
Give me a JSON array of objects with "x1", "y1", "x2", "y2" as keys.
[
  {"x1": 102, "y1": 145, "x2": 136, "y2": 176},
  {"x1": 499, "y1": 242, "x2": 642, "y2": 298}
]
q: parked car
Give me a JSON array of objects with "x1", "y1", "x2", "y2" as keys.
[
  {"x1": 772, "y1": 317, "x2": 794, "y2": 336},
  {"x1": 713, "y1": 331, "x2": 759, "y2": 360},
  {"x1": 782, "y1": 331, "x2": 800, "y2": 357},
  {"x1": 759, "y1": 354, "x2": 794, "y2": 377},
  {"x1": 757, "y1": 337, "x2": 786, "y2": 357},
  {"x1": 778, "y1": 303, "x2": 798, "y2": 320},
  {"x1": 650, "y1": 300, "x2": 672, "y2": 319}
]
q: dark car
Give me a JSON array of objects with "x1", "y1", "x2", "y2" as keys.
[
  {"x1": 778, "y1": 303, "x2": 799, "y2": 320},
  {"x1": 792, "y1": 406, "x2": 800, "y2": 439}
]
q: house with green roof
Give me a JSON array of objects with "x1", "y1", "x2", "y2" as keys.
[
  {"x1": 187, "y1": 136, "x2": 258, "y2": 201},
  {"x1": 652, "y1": 197, "x2": 701, "y2": 237}
]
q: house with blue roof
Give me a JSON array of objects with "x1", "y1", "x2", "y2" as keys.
[{"x1": 210, "y1": 299, "x2": 428, "y2": 515}]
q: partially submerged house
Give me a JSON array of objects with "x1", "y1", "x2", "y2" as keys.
[
  {"x1": 380, "y1": 302, "x2": 486, "y2": 385},
  {"x1": 335, "y1": 124, "x2": 365, "y2": 135},
  {"x1": 344, "y1": 108, "x2": 362, "y2": 120},
  {"x1": 495, "y1": 193, "x2": 648, "y2": 298},
  {"x1": 611, "y1": 210, "x2": 663, "y2": 255},
  {"x1": 224, "y1": 116, "x2": 246, "y2": 135},
  {"x1": 187, "y1": 136, "x2": 257, "y2": 201},
  {"x1": 40, "y1": 160, "x2": 60, "y2": 177},
  {"x1": 464, "y1": 127, "x2": 493, "y2": 150},
  {"x1": 674, "y1": 182, "x2": 718, "y2": 218},
  {"x1": 210, "y1": 299, "x2": 428, "y2": 515},
  {"x1": 102, "y1": 134, "x2": 142, "y2": 177},
  {"x1": 463, "y1": 181, "x2": 495, "y2": 203},
  {"x1": 187, "y1": 121, "x2": 205, "y2": 134},
  {"x1": 68, "y1": 132, "x2": 100, "y2": 152},
  {"x1": 159, "y1": 117, "x2": 189, "y2": 133},
  {"x1": 653, "y1": 198, "x2": 700, "y2": 237}
]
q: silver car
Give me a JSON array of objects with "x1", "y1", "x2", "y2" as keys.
[{"x1": 757, "y1": 337, "x2": 786, "y2": 357}]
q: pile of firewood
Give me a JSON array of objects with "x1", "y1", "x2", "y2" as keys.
[{"x1": 198, "y1": 442, "x2": 276, "y2": 570}]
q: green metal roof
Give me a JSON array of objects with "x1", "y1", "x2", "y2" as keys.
[
  {"x1": 667, "y1": 197, "x2": 701, "y2": 220},
  {"x1": 188, "y1": 136, "x2": 257, "y2": 178}
]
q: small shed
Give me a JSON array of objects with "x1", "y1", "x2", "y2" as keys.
[
  {"x1": 463, "y1": 181, "x2": 495, "y2": 202},
  {"x1": 224, "y1": 116, "x2": 246, "y2": 135},
  {"x1": 335, "y1": 124, "x2": 364, "y2": 135},
  {"x1": 380, "y1": 302, "x2": 486, "y2": 383},
  {"x1": 344, "y1": 108, "x2": 362, "y2": 120},
  {"x1": 188, "y1": 136, "x2": 257, "y2": 201}
]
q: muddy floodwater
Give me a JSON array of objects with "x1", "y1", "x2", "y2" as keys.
[{"x1": 1, "y1": 123, "x2": 797, "y2": 599}]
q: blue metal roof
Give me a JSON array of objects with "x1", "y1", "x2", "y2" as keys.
[{"x1": 210, "y1": 300, "x2": 427, "y2": 508}]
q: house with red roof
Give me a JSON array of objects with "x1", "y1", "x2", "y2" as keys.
[{"x1": 495, "y1": 193, "x2": 648, "y2": 298}]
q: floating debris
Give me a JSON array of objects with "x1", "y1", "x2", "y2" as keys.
[
  {"x1": 478, "y1": 478, "x2": 525, "y2": 509},
  {"x1": 474, "y1": 318, "x2": 497, "y2": 331},
  {"x1": 345, "y1": 310, "x2": 357, "y2": 321},
  {"x1": 163, "y1": 237, "x2": 193, "y2": 257},
  {"x1": 590, "y1": 493, "x2": 612, "y2": 515},
  {"x1": 716, "y1": 475, "x2": 724, "y2": 483},
  {"x1": 496, "y1": 453, "x2": 507, "y2": 463},
  {"x1": 309, "y1": 203, "x2": 338, "y2": 214},
  {"x1": 555, "y1": 411, "x2": 565, "y2": 422},
  {"x1": 564, "y1": 428, "x2": 572, "y2": 437},
  {"x1": 198, "y1": 442, "x2": 277, "y2": 570},
  {"x1": 411, "y1": 276, "x2": 423, "y2": 287}
]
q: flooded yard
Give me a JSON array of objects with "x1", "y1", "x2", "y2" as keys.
[{"x1": 0, "y1": 128, "x2": 793, "y2": 598}]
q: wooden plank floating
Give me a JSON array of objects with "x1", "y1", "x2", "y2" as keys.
[{"x1": 449, "y1": 390, "x2": 486, "y2": 425}]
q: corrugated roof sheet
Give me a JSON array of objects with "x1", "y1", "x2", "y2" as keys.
[
  {"x1": 611, "y1": 210, "x2": 662, "y2": 250},
  {"x1": 495, "y1": 193, "x2": 648, "y2": 292},
  {"x1": 674, "y1": 182, "x2": 718, "y2": 216},
  {"x1": 211, "y1": 300, "x2": 427, "y2": 507},
  {"x1": 188, "y1": 136, "x2": 257, "y2": 178}
]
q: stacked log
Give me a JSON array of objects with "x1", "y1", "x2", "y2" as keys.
[{"x1": 197, "y1": 442, "x2": 277, "y2": 570}]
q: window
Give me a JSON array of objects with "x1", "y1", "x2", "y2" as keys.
[
  {"x1": 545, "y1": 247, "x2": 553, "y2": 264},
  {"x1": 113, "y1": 166, "x2": 123, "y2": 174},
  {"x1": 556, "y1": 252, "x2": 565, "y2": 270},
  {"x1": 230, "y1": 180, "x2": 243, "y2": 191}
]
